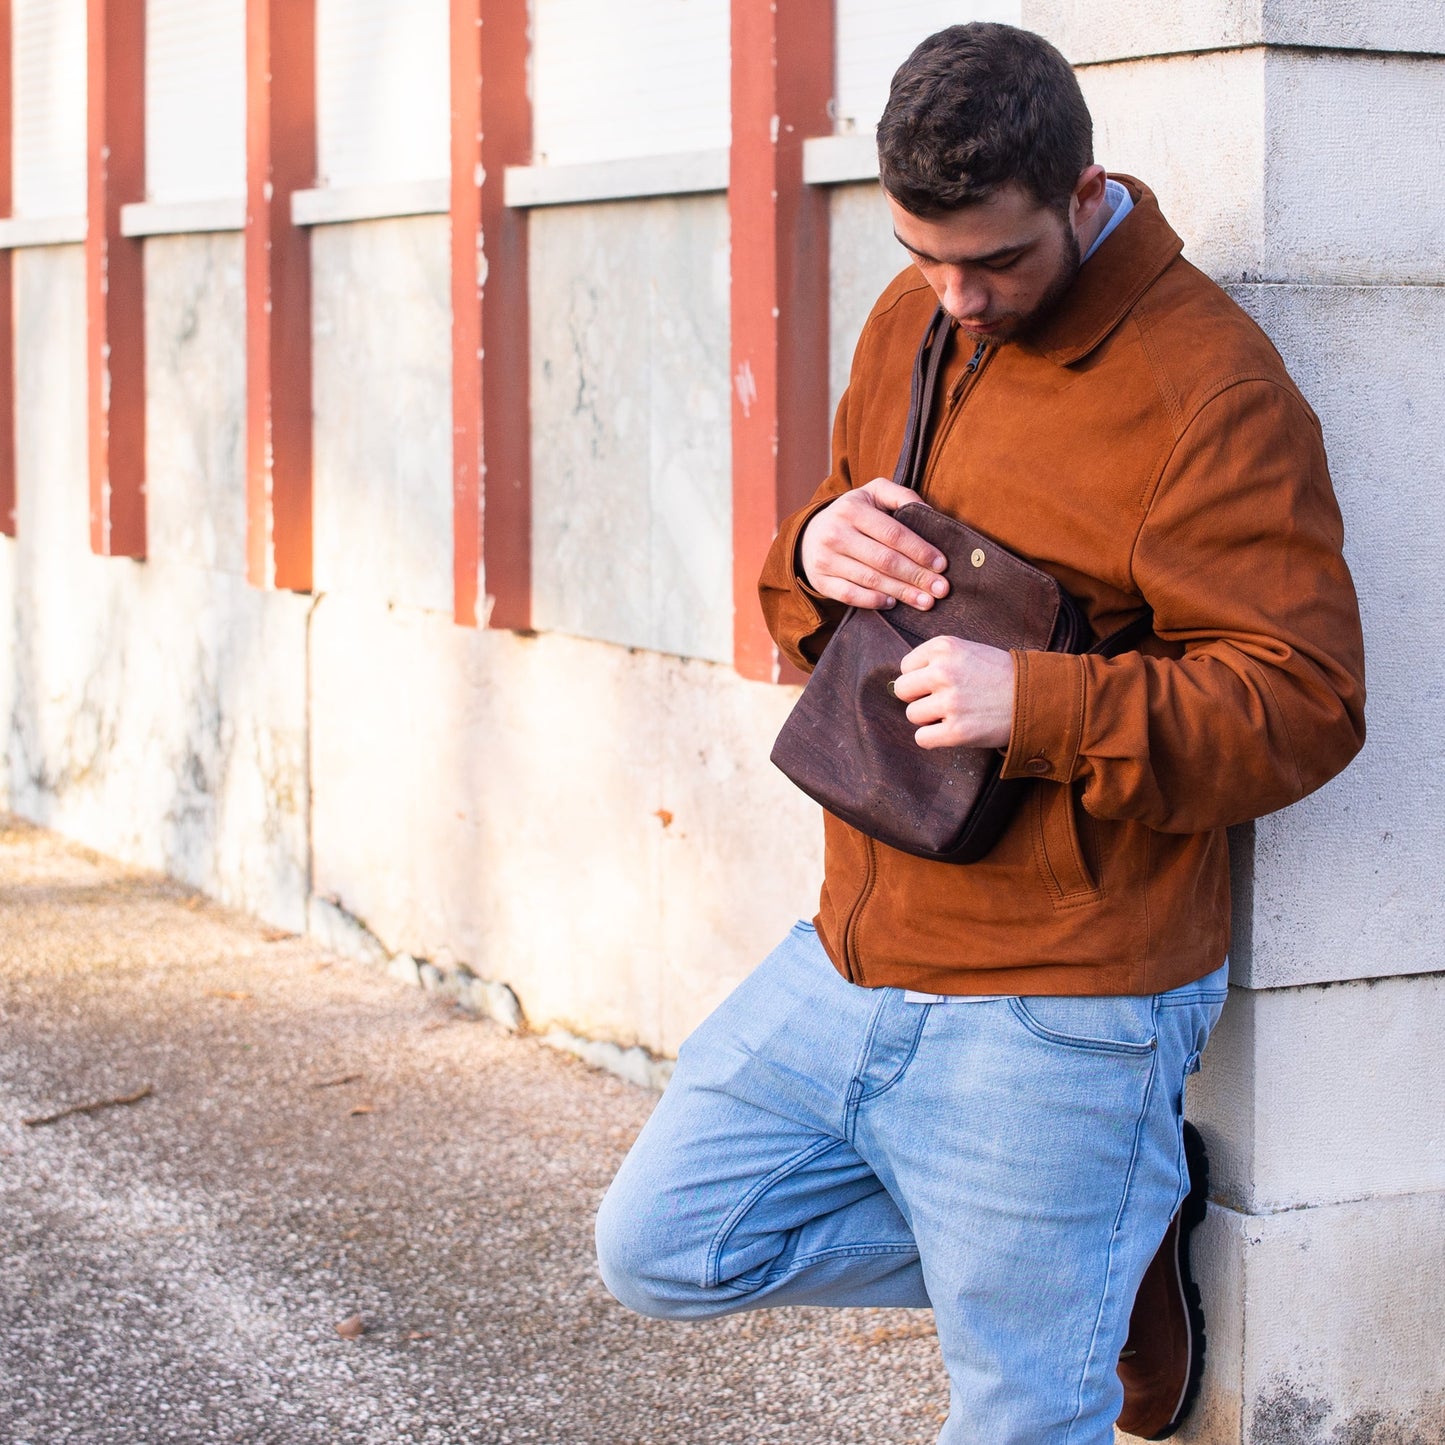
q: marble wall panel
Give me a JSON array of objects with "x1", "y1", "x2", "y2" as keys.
[
  {"x1": 309, "y1": 591, "x2": 822, "y2": 1055},
  {"x1": 143, "y1": 232, "x2": 247, "y2": 577},
  {"x1": 312, "y1": 214, "x2": 453, "y2": 615},
  {"x1": 530, "y1": 194, "x2": 732, "y2": 665},
  {"x1": 1223, "y1": 283, "x2": 1443, "y2": 990},
  {"x1": 828, "y1": 182, "x2": 910, "y2": 420}
]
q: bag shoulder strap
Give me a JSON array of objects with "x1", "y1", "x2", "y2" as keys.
[{"x1": 891, "y1": 305, "x2": 951, "y2": 492}]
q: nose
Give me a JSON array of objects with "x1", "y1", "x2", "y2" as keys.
[{"x1": 940, "y1": 266, "x2": 989, "y2": 322}]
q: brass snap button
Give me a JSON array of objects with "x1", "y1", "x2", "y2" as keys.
[{"x1": 970, "y1": 548, "x2": 986, "y2": 568}]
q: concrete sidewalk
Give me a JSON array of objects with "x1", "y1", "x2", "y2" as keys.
[{"x1": 0, "y1": 816, "x2": 947, "y2": 1445}]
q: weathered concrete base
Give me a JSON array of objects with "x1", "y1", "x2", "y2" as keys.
[
  {"x1": 0, "y1": 537, "x2": 15, "y2": 812},
  {"x1": 5, "y1": 558, "x2": 312, "y2": 931},
  {"x1": 307, "y1": 591, "x2": 822, "y2": 1057},
  {"x1": 1159, "y1": 1194, "x2": 1445, "y2": 1444}
]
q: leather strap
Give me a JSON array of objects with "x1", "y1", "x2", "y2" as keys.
[{"x1": 892, "y1": 305, "x2": 951, "y2": 492}]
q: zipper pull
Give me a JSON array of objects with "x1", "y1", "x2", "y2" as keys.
[{"x1": 949, "y1": 340, "x2": 989, "y2": 401}]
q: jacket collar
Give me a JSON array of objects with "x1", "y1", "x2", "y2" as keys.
[{"x1": 1019, "y1": 176, "x2": 1183, "y2": 367}]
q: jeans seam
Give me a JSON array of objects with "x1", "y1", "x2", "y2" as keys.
[
  {"x1": 1064, "y1": 1001, "x2": 1160, "y2": 1444},
  {"x1": 856, "y1": 1004, "x2": 930, "y2": 1104},
  {"x1": 842, "y1": 990, "x2": 890, "y2": 1139},
  {"x1": 704, "y1": 1135, "x2": 845, "y2": 1291},
  {"x1": 718, "y1": 1242, "x2": 920, "y2": 1296}
]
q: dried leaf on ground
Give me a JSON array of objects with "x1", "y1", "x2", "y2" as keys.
[
  {"x1": 349, "y1": 1102, "x2": 374, "y2": 1117},
  {"x1": 312, "y1": 1073, "x2": 362, "y2": 1090},
  {"x1": 334, "y1": 1314, "x2": 365, "y2": 1340}
]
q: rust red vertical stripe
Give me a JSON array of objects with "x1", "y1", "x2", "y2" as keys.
[
  {"x1": 451, "y1": 0, "x2": 531, "y2": 630},
  {"x1": 729, "y1": 0, "x2": 834, "y2": 682},
  {"x1": 0, "y1": 0, "x2": 14, "y2": 538},
  {"x1": 245, "y1": 0, "x2": 315, "y2": 592},
  {"x1": 86, "y1": 0, "x2": 146, "y2": 558}
]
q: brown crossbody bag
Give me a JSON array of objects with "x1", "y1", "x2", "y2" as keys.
[{"x1": 770, "y1": 305, "x2": 1150, "y2": 864}]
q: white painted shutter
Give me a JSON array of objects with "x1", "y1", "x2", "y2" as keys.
[
  {"x1": 146, "y1": 0, "x2": 246, "y2": 204},
  {"x1": 11, "y1": 0, "x2": 87, "y2": 219},
  {"x1": 315, "y1": 0, "x2": 450, "y2": 188},
  {"x1": 834, "y1": 0, "x2": 1023, "y2": 135},
  {"x1": 532, "y1": 0, "x2": 729, "y2": 166}
]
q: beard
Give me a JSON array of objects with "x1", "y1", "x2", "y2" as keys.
[{"x1": 955, "y1": 223, "x2": 1082, "y2": 346}]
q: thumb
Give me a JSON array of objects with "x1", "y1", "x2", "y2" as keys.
[{"x1": 861, "y1": 478, "x2": 927, "y2": 513}]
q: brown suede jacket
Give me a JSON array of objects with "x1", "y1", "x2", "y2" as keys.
[{"x1": 759, "y1": 179, "x2": 1366, "y2": 997}]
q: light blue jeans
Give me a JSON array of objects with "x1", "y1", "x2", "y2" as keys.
[{"x1": 596, "y1": 921, "x2": 1228, "y2": 1445}]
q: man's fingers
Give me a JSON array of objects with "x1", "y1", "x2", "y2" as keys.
[
  {"x1": 832, "y1": 545, "x2": 945, "y2": 608},
  {"x1": 824, "y1": 580, "x2": 898, "y2": 610},
  {"x1": 890, "y1": 667, "x2": 931, "y2": 702},
  {"x1": 898, "y1": 641, "x2": 942, "y2": 672},
  {"x1": 912, "y1": 722, "x2": 957, "y2": 751},
  {"x1": 905, "y1": 695, "x2": 949, "y2": 726},
  {"x1": 850, "y1": 504, "x2": 950, "y2": 580}
]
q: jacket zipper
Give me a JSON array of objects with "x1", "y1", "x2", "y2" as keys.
[
  {"x1": 841, "y1": 836, "x2": 878, "y2": 984},
  {"x1": 921, "y1": 339, "x2": 990, "y2": 497},
  {"x1": 838, "y1": 340, "x2": 990, "y2": 983}
]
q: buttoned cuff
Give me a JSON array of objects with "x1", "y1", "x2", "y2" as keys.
[{"x1": 1001, "y1": 649, "x2": 1087, "y2": 783}]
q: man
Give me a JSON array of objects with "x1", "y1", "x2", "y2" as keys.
[{"x1": 596, "y1": 22, "x2": 1364, "y2": 1444}]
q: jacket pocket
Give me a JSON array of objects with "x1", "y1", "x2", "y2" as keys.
[{"x1": 1032, "y1": 780, "x2": 1104, "y2": 907}]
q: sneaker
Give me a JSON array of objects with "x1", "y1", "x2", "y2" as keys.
[{"x1": 1116, "y1": 1121, "x2": 1209, "y2": 1440}]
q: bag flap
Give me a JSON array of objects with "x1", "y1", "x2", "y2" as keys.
[{"x1": 890, "y1": 503, "x2": 1065, "y2": 653}]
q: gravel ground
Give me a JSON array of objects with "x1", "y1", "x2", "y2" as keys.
[{"x1": 0, "y1": 816, "x2": 948, "y2": 1444}]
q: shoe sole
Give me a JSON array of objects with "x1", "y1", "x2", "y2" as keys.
[{"x1": 1145, "y1": 1120, "x2": 1210, "y2": 1441}]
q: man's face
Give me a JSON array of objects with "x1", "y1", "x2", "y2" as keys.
[{"x1": 886, "y1": 179, "x2": 1091, "y2": 346}]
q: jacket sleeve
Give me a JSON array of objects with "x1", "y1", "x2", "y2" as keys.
[
  {"x1": 757, "y1": 383, "x2": 856, "y2": 672},
  {"x1": 1001, "y1": 378, "x2": 1366, "y2": 832}
]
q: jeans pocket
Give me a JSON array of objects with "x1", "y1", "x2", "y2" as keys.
[{"x1": 1008, "y1": 993, "x2": 1158, "y2": 1056}]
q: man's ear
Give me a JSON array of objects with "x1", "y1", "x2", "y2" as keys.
[{"x1": 1070, "y1": 164, "x2": 1109, "y2": 230}]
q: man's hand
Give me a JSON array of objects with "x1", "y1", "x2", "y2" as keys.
[
  {"x1": 800, "y1": 479, "x2": 950, "y2": 610},
  {"x1": 892, "y1": 636, "x2": 1017, "y2": 751}
]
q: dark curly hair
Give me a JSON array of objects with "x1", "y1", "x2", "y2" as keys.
[{"x1": 877, "y1": 23, "x2": 1093, "y2": 218}]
